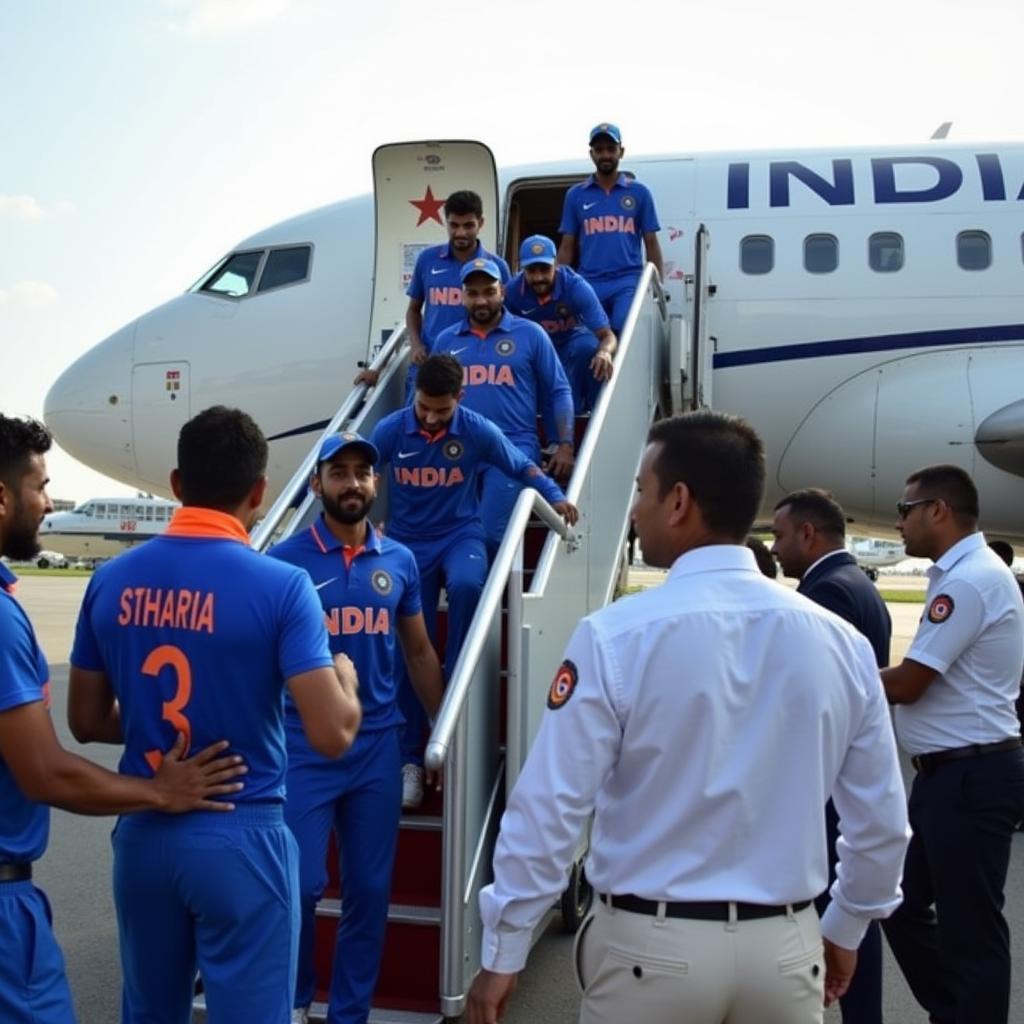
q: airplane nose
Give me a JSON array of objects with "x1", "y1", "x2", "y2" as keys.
[{"x1": 44, "y1": 322, "x2": 136, "y2": 480}]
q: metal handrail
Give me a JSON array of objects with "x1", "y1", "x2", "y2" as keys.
[
  {"x1": 424, "y1": 491, "x2": 573, "y2": 773},
  {"x1": 250, "y1": 326, "x2": 408, "y2": 551}
]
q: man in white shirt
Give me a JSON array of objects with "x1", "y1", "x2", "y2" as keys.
[
  {"x1": 466, "y1": 410, "x2": 911, "y2": 1024},
  {"x1": 881, "y1": 464, "x2": 1024, "y2": 1024}
]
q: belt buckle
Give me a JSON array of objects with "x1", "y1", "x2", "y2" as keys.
[{"x1": 911, "y1": 754, "x2": 927, "y2": 775}]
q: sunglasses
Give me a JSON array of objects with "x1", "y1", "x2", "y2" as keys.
[{"x1": 896, "y1": 497, "x2": 939, "y2": 520}]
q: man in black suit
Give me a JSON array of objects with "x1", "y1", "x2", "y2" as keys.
[{"x1": 772, "y1": 488, "x2": 893, "y2": 1024}]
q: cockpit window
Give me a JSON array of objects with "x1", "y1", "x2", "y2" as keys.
[
  {"x1": 73, "y1": 502, "x2": 94, "y2": 516},
  {"x1": 257, "y1": 246, "x2": 312, "y2": 293},
  {"x1": 199, "y1": 251, "x2": 264, "y2": 298}
]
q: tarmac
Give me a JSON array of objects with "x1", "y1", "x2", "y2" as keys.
[{"x1": 15, "y1": 573, "x2": 1024, "y2": 1023}]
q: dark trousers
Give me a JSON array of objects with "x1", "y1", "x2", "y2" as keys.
[
  {"x1": 882, "y1": 747, "x2": 1024, "y2": 1024},
  {"x1": 815, "y1": 800, "x2": 884, "y2": 1024}
]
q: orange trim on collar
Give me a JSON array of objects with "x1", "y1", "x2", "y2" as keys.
[
  {"x1": 419, "y1": 427, "x2": 448, "y2": 443},
  {"x1": 342, "y1": 544, "x2": 365, "y2": 569},
  {"x1": 470, "y1": 327, "x2": 489, "y2": 339},
  {"x1": 164, "y1": 507, "x2": 250, "y2": 543}
]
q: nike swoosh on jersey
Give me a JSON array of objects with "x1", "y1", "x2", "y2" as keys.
[
  {"x1": 450, "y1": 346, "x2": 469, "y2": 355},
  {"x1": 397, "y1": 451, "x2": 417, "y2": 459},
  {"x1": 521, "y1": 307, "x2": 539, "y2": 315},
  {"x1": 314, "y1": 577, "x2": 338, "y2": 590},
  {"x1": 582, "y1": 202, "x2": 598, "y2": 210},
  {"x1": 430, "y1": 267, "x2": 447, "y2": 275}
]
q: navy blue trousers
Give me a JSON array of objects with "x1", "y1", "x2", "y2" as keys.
[{"x1": 882, "y1": 747, "x2": 1024, "y2": 1024}]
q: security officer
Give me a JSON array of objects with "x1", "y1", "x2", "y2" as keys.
[
  {"x1": 504, "y1": 234, "x2": 616, "y2": 427},
  {"x1": 881, "y1": 464, "x2": 1024, "y2": 1024},
  {"x1": 432, "y1": 258, "x2": 575, "y2": 553},
  {"x1": 269, "y1": 431, "x2": 444, "y2": 1023},
  {"x1": 556, "y1": 123, "x2": 663, "y2": 334},
  {"x1": 771, "y1": 488, "x2": 891, "y2": 1024},
  {"x1": 467, "y1": 411, "x2": 910, "y2": 1024}
]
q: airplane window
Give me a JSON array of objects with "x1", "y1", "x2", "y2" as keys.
[
  {"x1": 740, "y1": 235, "x2": 774, "y2": 275},
  {"x1": 257, "y1": 246, "x2": 311, "y2": 293},
  {"x1": 200, "y1": 250, "x2": 264, "y2": 298},
  {"x1": 869, "y1": 233, "x2": 903, "y2": 273},
  {"x1": 957, "y1": 230, "x2": 991, "y2": 271},
  {"x1": 804, "y1": 234, "x2": 838, "y2": 274}
]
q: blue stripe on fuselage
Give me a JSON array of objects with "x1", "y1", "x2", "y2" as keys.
[{"x1": 713, "y1": 323, "x2": 1024, "y2": 369}]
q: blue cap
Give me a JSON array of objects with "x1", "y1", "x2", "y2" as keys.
[
  {"x1": 317, "y1": 431, "x2": 379, "y2": 466},
  {"x1": 589, "y1": 122, "x2": 622, "y2": 145},
  {"x1": 519, "y1": 235, "x2": 556, "y2": 267},
  {"x1": 459, "y1": 257, "x2": 503, "y2": 283}
]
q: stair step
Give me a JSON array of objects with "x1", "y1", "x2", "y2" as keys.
[{"x1": 315, "y1": 898, "x2": 441, "y2": 926}]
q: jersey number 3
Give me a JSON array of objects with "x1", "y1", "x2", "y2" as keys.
[{"x1": 142, "y1": 645, "x2": 193, "y2": 772}]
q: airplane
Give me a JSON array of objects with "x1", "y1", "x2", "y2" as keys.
[
  {"x1": 43, "y1": 138, "x2": 1024, "y2": 537},
  {"x1": 39, "y1": 495, "x2": 180, "y2": 559},
  {"x1": 846, "y1": 535, "x2": 906, "y2": 580}
]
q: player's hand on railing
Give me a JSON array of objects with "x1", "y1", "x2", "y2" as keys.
[
  {"x1": 154, "y1": 735, "x2": 247, "y2": 813},
  {"x1": 553, "y1": 501, "x2": 579, "y2": 527},
  {"x1": 353, "y1": 367, "x2": 380, "y2": 386}
]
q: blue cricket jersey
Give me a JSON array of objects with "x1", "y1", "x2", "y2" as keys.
[
  {"x1": 371, "y1": 405, "x2": 567, "y2": 542},
  {"x1": 406, "y1": 241, "x2": 511, "y2": 351},
  {"x1": 0, "y1": 564, "x2": 50, "y2": 862},
  {"x1": 503, "y1": 265, "x2": 610, "y2": 347},
  {"x1": 558, "y1": 173, "x2": 660, "y2": 281},
  {"x1": 269, "y1": 521, "x2": 420, "y2": 735},
  {"x1": 70, "y1": 508, "x2": 333, "y2": 803},
  {"x1": 432, "y1": 310, "x2": 574, "y2": 449}
]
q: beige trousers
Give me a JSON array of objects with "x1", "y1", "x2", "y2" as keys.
[{"x1": 575, "y1": 897, "x2": 824, "y2": 1024}]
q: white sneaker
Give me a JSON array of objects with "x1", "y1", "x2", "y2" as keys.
[
  {"x1": 402, "y1": 763, "x2": 424, "y2": 809},
  {"x1": 290, "y1": 1008, "x2": 309, "y2": 1024}
]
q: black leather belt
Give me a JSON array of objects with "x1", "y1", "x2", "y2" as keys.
[
  {"x1": 911, "y1": 737, "x2": 1022, "y2": 776},
  {"x1": 599, "y1": 893, "x2": 811, "y2": 921},
  {"x1": 0, "y1": 863, "x2": 32, "y2": 883}
]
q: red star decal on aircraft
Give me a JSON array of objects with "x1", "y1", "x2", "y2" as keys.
[{"x1": 409, "y1": 185, "x2": 446, "y2": 226}]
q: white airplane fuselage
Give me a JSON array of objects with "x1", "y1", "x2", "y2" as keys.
[
  {"x1": 40, "y1": 497, "x2": 180, "y2": 558},
  {"x1": 44, "y1": 140, "x2": 1024, "y2": 536}
]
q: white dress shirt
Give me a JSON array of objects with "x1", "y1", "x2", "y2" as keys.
[
  {"x1": 895, "y1": 532, "x2": 1024, "y2": 755},
  {"x1": 479, "y1": 545, "x2": 910, "y2": 972}
]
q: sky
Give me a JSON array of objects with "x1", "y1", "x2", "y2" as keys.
[{"x1": 1, "y1": 0, "x2": 1022, "y2": 501}]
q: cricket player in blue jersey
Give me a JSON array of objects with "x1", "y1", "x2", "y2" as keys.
[
  {"x1": 371, "y1": 189, "x2": 511, "y2": 396},
  {"x1": 370, "y1": 355, "x2": 578, "y2": 807},
  {"x1": 270, "y1": 431, "x2": 444, "y2": 1024},
  {"x1": 504, "y1": 234, "x2": 617, "y2": 425},
  {"x1": 0, "y1": 414, "x2": 251, "y2": 1024},
  {"x1": 68, "y1": 407, "x2": 362, "y2": 1024},
  {"x1": 432, "y1": 258, "x2": 576, "y2": 552},
  {"x1": 557, "y1": 123, "x2": 663, "y2": 334}
]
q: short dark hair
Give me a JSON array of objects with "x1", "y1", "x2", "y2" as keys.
[
  {"x1": 177, "y1": 406, "x2": 267, "y2": 510},
  {"x1": 416, "y1": 355, "x2": 463, "y2": 397},
  {"x1": 905, "y1": 464, "x2": 979, "y2": 524},
  {"x1": 746, "y1": 536, "x2": 778, "y2": 579},
  {"x1": 0, "y1": 415, "x2": 51, "y2": 488},
  {"x1": 646, "y1": 411, "x2": 765, "y2": 540},
  {"x1": 444, "y1": 190, "x2": 483, "y2": 219},
  {"x1": 989, "y1": 539, "x2": 1015, "y2": 567},
  {"x1": 773, "y1": 488, "x2": 846, "y2": 540}
]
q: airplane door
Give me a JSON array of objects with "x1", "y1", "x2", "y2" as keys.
[
  {"x1": 689, "y1": 224, "x2": 713, "y2": 409},
  {"x1": 368, "y1": 141, "x2": 499, "y2": 362},
  {"x1": 131, "y1": 362, "x2": 191, "y2": 491}
]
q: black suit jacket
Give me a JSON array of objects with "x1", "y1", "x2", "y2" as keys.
[{"x1": 798, "y1": 550, "x2": 892, "y2": 668}]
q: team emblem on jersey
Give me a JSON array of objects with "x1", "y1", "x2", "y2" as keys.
[
  {"x1": 927, "y1": 593, "x2": 954, "y2": 623},
  {"x1": 496, "y1": 338, "x2": 516, "y2": 357},
  {"x1": 621, "y1": 194, "x2": 636, "y2": 211},
  {"x1": 371, "y1": 570, "x2": 393, "y2": 596},
  {"x1": 443, "y1": 439, "x2": 464, "y2": 461},
  {"x1": 547, "y1": 659, "x2": 578, "y2": 710},
  {"x1": 556, "y1": 303, "x2": 571, "y2": 319}
]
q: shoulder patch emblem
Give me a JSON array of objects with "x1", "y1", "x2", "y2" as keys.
[
  {"x1": 547, "y1": 659, "x2": 579, "y2": 710},
  {"x1": 927, "y1": 593, "x2": 954, "y2": 624},
  {"x1": 495, "y1": 338, "x2": 516, "y2": 357},
  {"x1": 371, "y1": 570, "x2": 393, "y2": 596},
  {"x1": 443, "y1": 439, "x2": 464, "y2": 461}
]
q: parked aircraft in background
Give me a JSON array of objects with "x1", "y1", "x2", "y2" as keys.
[
  {"x1": 847, "y1": 535, "x2": 906, "y2": 580},
  {"x1": 39, "y1": 495, "x2": 180, "y2": 559},
  {"x1": 44, "y1": 138, "x2": 1024, "y2": 537}
]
